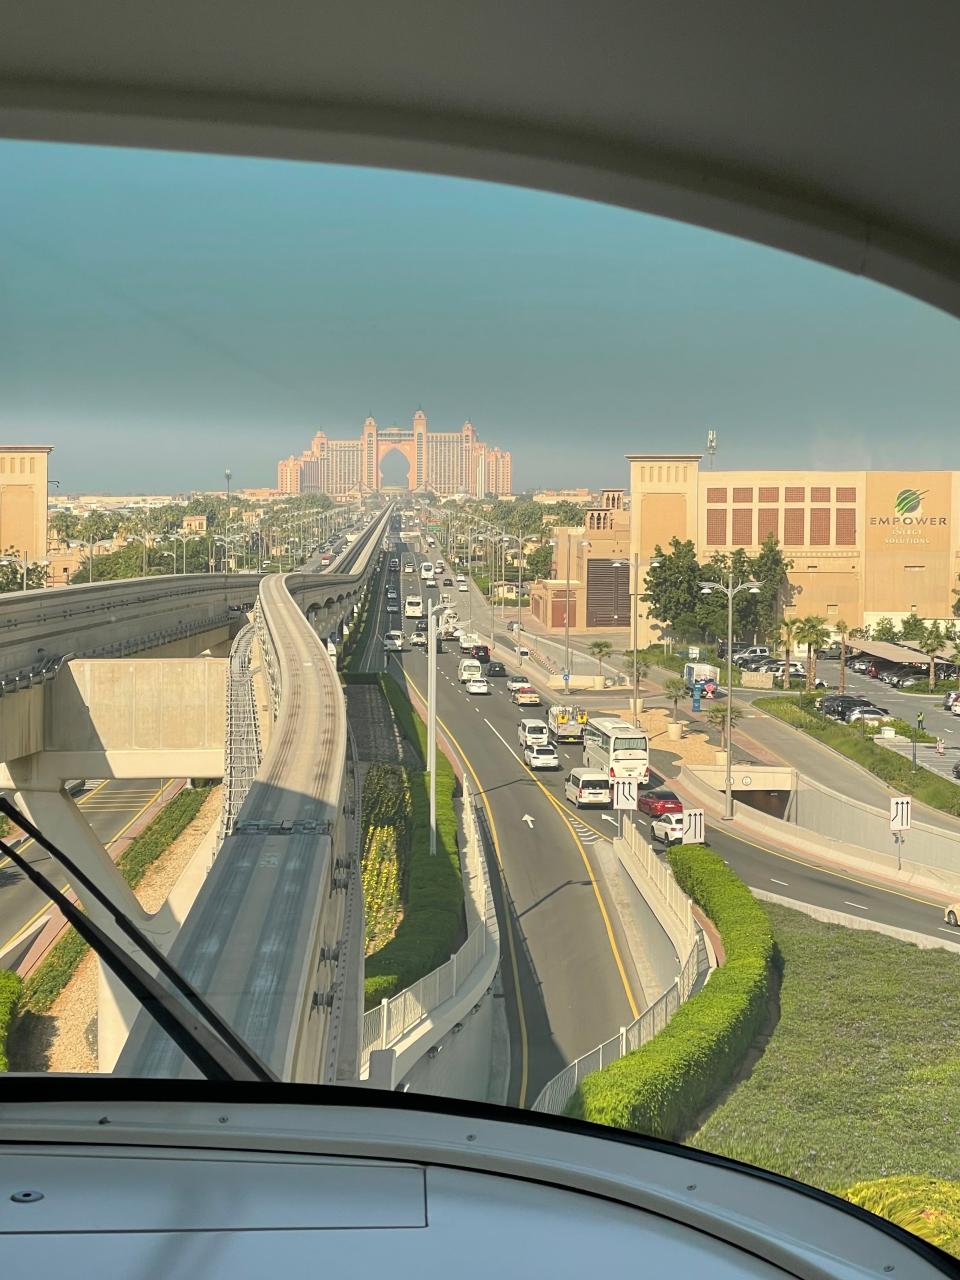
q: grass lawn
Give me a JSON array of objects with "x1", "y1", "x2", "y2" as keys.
[{"x1": 695, "y1": 903, "x2": 960, "y2": 1192}]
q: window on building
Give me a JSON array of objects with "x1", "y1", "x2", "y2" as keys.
[
  {"x1": 706, "y1": 508, "x2": 727, "y2": 545},
  {"x1": 810, "y1": 486, "x2": 830, "y2": 502},
  {"x1": 783, "y1": 508, "x2": 804, "y2": 544},
  {"x1": 757, "y1": 508, "x2": 778, "y2": 542},
  {"x1": 835, "y1": 508, "x2": 857, "y2": 545},
  {"x1": 706, "y1": 487, "x2": 727, "y2": 503},
  {"x1": 758, "y1": 486, "x2": 778, "y2": 502},
  {"x1": 732, "y1": 487, "x2": 753, "y2": 503},
  {"x1": 784, "y1": 485, "x2": 804, "y2": 502},
  {"x1": 809, "y1": 508, "x2": 831, "y2": 545},
  {"x1": 836, "y1": 487, "x2": 856, "y2": 503},
  {"x1": 731, "y1": 508, "x2": 753, "y2": 546},
  {"x1": 827, "y1": 603, "x2": 838, "y2": 616}
]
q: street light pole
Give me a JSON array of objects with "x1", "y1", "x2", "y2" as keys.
[
  {"x1": 427, "y1": 600, "x2": 442, "y2": 856},
  {"x1": 565, "y1": 531, "x2": 572, "y2": 683},
  {"x1": 631, "y1": 550, "x2": 640, "y2": 726}
]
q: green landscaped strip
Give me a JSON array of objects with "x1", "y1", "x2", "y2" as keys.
[
  {"x1": 362, "y1": 673, "x2": 464, "y2": 1009},
  {"x1": 755, "y1": 695, "x2": 960, "y2": 816},
  {"x1": 636, "y1": 645, "x2": 742, "y2": 687},
  {"x1": 567, "y1": 845, "x2": 775, "y2": 1140},
  {"x1": 696, "y1": 904, "x2": 960, "y2": 1207},
  {"x1": 842, "y1": 1177, "x2": 960, "y2": 1259},
  {"x1": 360, "y1": 764, "x2": 409, "y2": 952},
  {"x1": 20, "y1": 785, "x2": 212, "y2": 1015},
  {"x1": 0, "y1": 970, "x2": 23, "y2": 1071}
]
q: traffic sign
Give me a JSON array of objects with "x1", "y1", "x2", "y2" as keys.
[
  {"x1": 682, "y1": 809, "x2": 705, "y2": 844},
  {"x1": 889, "y1": 796, "x2": 912, "y2": 832},
  {"x1": 611, "y1": 778, "x2": 640, "y2": 810},
  {"x1": 562, "y1": 670, "x2": 570, "y2": 686},
  {"x1": 688, "y1": 646, "x2": 700, "y2": 660}
]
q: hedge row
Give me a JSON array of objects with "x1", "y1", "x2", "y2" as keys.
[
  {"x1": 0, "y1": 970, "x2": 23, "y2": 1071},
  {"x1": 363, "y1": 677, "x2": 463, "y2": 1008},
  {"x1": 567, "y1": 845, "x2": 775, "y2": 1140},
  {"x1": 21, "y1": 784, "x2": 213, "y2": 1015},
  {"x1": 756, "y1": 695, "x2": 960, "y2": 817},
  {"x1": 360, "y1": 764, "x2": 410, "y2": 952}
]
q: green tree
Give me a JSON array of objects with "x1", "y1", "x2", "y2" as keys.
[
  {"x1": 748, "y1": 535, "x2": 793, "y2": 641},
  {"x1": 622, "y1": 650, "x2": 648, "y2": 685},
  {"x1": 525, "y1": 543, "x2": 554, "y2": 581},
  {"x1": 835, "y1": 618, "x2": 850, "y2": 694},
  {"x1": 916, "y1": 621, "x2": 945, "y2": 691},
  {"x1": 49, "y1": 510, "x2": 79, "y2": 541},
  {"x1": 696, "y1": 549, "x2": 754, "y2": 641},
  {"x1": 779, "y1": 616, "x2": 801, "y2": 691},
  {"x1": 705, "y1": 702, "x2": 744, "y2": 749},
  {"x1": 1, "y1": 549, "x2": 47, "y2": 593},
  {"x1": 899, "y1": 613, "x2": 928, "y2": 643},
  {"x1": 642, "y1": 538, "x2": 702, "y2": 641},
  {"x1": 795, "y1": 615, "x2": 831, "y2": 691},
  {"x1": 873, "y1": 616, "x2": 898, "y2": 642},
  {"x1": 549, "y1": 501, "x2": 586, "y2": 527},
  {"x1": 588, "y1": 639, "x2": 613, "y2": 680},
  {"x1": 664, "y1": 676, "x2": 688, "y2": 721}
]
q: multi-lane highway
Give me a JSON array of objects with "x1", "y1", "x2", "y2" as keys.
[
  {"x1": 0, "y1": 778, "x2": 174, "y2": 970},
  {"x1": 362, "y1": 531, "x2": 957, "y2": 1102}
]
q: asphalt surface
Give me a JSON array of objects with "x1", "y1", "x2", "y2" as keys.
[{"x1": 0, "y1": 778, "x2": 169, "y2": 970}]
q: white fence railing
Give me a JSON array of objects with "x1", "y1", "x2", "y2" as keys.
[
  {"x1": 532, "y1": 817, "x2": 704, "y2": 1115},
  {"x1": 360, "y1": 777, "x2": 498, "y2": 1075}
]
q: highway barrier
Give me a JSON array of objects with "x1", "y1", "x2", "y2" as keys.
[
  {"x1": 564, "y1": 846, "x2": 775, "y2": 1140},
  {"x1": 219, "y1": 622, "x2": 262, "y2": 839}
]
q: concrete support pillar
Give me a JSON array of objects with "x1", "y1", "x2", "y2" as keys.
[{"x1": 10, "y1": 781, "x2": 177, "y2": 1072}]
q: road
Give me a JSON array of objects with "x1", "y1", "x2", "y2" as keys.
[
  {"x1": 363, "y1": 536, "x2": 644, "y2": 1106},
  {"x1": 0, "y1": 778, "x2": 171, "y2": 970}
]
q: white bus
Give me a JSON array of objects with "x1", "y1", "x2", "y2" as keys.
[
  {"x1": 420, "y1": 561, "x2": 434, "y2": 581},
  {"x1": 404, "y1": 595, "x2": 424, "y2": 619},
  {"x1": 582, "y1": 716, "x2": 649, "y2": 782}
]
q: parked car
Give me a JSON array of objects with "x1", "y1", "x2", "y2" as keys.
[
  {"x1": 733, "y1": 646, "x2": 771, "y2": 664},
  {"x1": 846, "y1": 705, "x2": 889, "y2": 723},
  {"x1": 953, "y1": 700, "x2": 960, "y2": 718},
  {"x1": 506, "y1": 675, "x2": 529, "y2": 692},
  {"x1": 952, "y1": 760, "x2": 960, "y2": 780},
  {"x1": 651, "y1": 811, "x2": 686, "y2": 846},
  {"x1": 524, "y1": 743, "x2": 559, "y2": 770},
  {"x1": 486, "y1": 661, "x2": 506, "y2": 677},
  {"x1": 637, "y1": 789, "x2": 683, "y2": 817},
  {"x1": 943, "y1": 691, "x2": 960, "y2": 711},
  {"x1": 466, "y1": 677, "x2": 490, "y2": 696},
  {"x1": 512, "y1": 685, "x2": 541, "y2": 706},
  {"x1": 851, "y1": 656, "x2": 871, "y2": 672},
  {"x1": 563, "y1": 768, "x2": 612, "y2": 808},
  {"x1": 945, "y1": 902, "x2": 960, "y2": 927}
]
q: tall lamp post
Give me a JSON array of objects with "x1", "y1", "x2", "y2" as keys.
[
  {"x1": 699, "y1": 568, "x2": 761, "y2": 820},
  {"x1": 224, "y1": 468, "x2": 232, "y2": 571},
  {"x1": 614, "y1": 552, "x2": 659, "y2": 726},
  {"x1": 426, "y1": 599, "x2": 446, "y2": 857},
  {"x1": 551, "y1": 533, "x2": 592, "y2": 687}
]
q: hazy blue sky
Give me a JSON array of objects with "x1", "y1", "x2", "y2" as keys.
[{"x1": 2, "y1": 139, "x2": 958, "y2": 494}]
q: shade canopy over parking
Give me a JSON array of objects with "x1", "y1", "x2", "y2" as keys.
[{"x1": 845, "y1": 638, "x2": 952, "y2": 666}]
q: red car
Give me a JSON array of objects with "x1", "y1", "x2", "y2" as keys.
[{"x1": 637, "y1": 789, "x2": 683, "y2": 817}]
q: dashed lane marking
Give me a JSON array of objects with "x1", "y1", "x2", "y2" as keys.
[{"x1": 843, "y1": 900, "x2": 870, "y2": 911}]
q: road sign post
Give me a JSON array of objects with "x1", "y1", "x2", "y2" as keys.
[
  {"x1": 889, "y1": 795, "x2": 911, "y2": 872},
  {"x1": 611, "y1": 778, "x2": 640, "y2": 839},
  {"x1": 682, "y1": 809, "x2": 705, "y2": 845}
]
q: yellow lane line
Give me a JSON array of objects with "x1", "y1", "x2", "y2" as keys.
[
  {"x1": 0, "y1": 780, "x2": 171, "y2": 957},
  {"x1": 0, "y1": 779, "x2": 110, "y2": 871},
  {"x1": 401, "y1": 666, "x2": 530, "y2": 1108}
]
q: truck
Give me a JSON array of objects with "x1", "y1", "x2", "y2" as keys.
[
  {"x1": 683, "y1": 661, "x2": 720, "y2": 691},
  {"x1": 548, "y1": 704, "x2": 589, "y2": 744}
]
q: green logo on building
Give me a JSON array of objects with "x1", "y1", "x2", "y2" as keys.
[{"x1": 894, "y1": 488, "x2": 927, "y2": 515}]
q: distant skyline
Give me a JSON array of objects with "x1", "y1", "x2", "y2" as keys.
[{"x1": 2, "y1": 139, "x2": 959, "y2": 494}]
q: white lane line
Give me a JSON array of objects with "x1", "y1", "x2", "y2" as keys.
[
  {"x1": 770, "y1": 877, "x2": 790, "y2": 887},
  {"x1": 939, "y1": 926, "x2": 959, "y2": 935},
  {"x1": 484, "y1": 717, "x2": 527, "y2": 767},
  {"x1": 843, "y1": 900, "x2": 869, "y2": 911}
]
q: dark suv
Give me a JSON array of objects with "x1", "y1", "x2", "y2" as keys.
[{"x1": 470, "y1": 644, "x2": 491, "y2": 663}]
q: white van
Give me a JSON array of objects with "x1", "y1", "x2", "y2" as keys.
[
  {"x1": 518, "y1": 718, "x2": 549, "y2": 748},
  {"x1": 563, "y1": 768, "x2": 612, "y2": 809},
  {"x1": 383, "y1": 630, "x2": 404, "y2": 652},
  {"x1": 458, "y1": 658, "x2": 482, "y2": 683},
  {"x1": 420, "y1": 561, "x2": 434, "y2": 581}
]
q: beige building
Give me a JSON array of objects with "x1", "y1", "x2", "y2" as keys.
[
  {"x1": 529, "y1": 490, "x2": 631, "y2": 630},
  {"x1": 628, "y1": 453, "x2": 960, "y2": 643},
  {"x1": 182, "y1": 514, "x2": 208, "y2": 534},
  {"x1": 0, "y1": 445, "x2": 52, "y2": 566}
]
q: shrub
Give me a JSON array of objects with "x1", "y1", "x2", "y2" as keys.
[
  {"x1": 21, "y1": 927, "x2": 89, "y2": 1015},
  {"x1": 756, "y1": 696, "x2": 960, "y2": 816},
  {"x1": 567, "y1": 845, "x2": 774, "y2": 1140},
  {"x1": 0, "y1": 970, "x2": 23, "y2": 1070},
  {"x1": 842, "y1": 1178, "x2": 960, "y2": 1258},
  {"x1": 363, "y1": 683, "x2": 464, "y2": 1008},
  {"x1": 360, "y1": 764, "x2": 410, "y2": 951}
]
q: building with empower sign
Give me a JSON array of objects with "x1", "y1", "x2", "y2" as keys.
[
  {"x1": 627, "y1": 455, "x2": 960, "y2": 643},
  {"x1": 277, "y1": 411, "x2": 512, "y2": 500}
]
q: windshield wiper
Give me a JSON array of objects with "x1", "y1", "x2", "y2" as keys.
[{"x1": 0, "y1": 796, "x2": 276, "y2": 1083}]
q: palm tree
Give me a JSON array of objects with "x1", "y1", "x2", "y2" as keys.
[
  {"x1": 916, "y1": 622, "x2": 944, "y2": 691},
  {"x1": 794, "y1": 615, "x2": 831, "y2": 692},
  {"x1": 664, "y1": 676, "x2": 688, "y2": 721},
  {"x1": 835, "y1": 618, "x2": 849, "y2": 694},
  {"x1": 778, "y1": 616, "x2": 801, "y2": 692},
  {"x1": 705, "y1": 702, "x2": 744, "y2": 749},
  {"x1": 588, "y1": 639, "x2": 613, "y2": 681}
]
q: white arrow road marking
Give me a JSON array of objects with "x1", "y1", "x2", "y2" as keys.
[
  {"x1": 601, "y1": 813, "x2": 619, "y2": 826},
  {"x1": 522, "y1": 814, "x2": 535, "y2": 828}
]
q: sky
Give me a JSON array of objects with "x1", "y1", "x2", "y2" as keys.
[{"x1": 2, "y1": 139, "x2": 959, "y2": 495}]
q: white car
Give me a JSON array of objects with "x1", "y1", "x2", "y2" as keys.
[
  {"x1": 524, "y1": 743, "x2": 559, "y2": 770},
  {"x1": 651, "y1": 811, "x2": 686, "y2": 846},
  {"x1": 953, "y1": 700, "x2": 960, "y2": 717},
  {"x1": 456, "y1": 573, "x2": 466, "y2": 582},
  {"x1": 386, "y1": 601, "x2": 399, "y2": 614},
  {"x1": 404, "y1": 563, "x2": 414, "y2": 573},
  {"x1": 466, "y1": 677, "x2": 490, "y2": 696},
  {"x1": 458, "y1": 582, "x2": 469, "y2": 592},
  {"x1": 382, "y1": 630, "x2": 404, "y2": 652},
  {"x1": 410, "y1": 632, "x2": 427, "y2": 648},
  {"x1": 506, "y1": 675, "x2": 529, "y2": 692}
]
